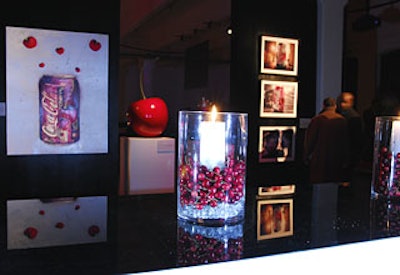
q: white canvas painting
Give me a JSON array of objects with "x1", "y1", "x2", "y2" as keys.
[{"x1": 6, "y1": 26, "x2": 109, "y2": 155}]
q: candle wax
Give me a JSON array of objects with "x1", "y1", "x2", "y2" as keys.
[{"x1": 199, "y1": 120, "x2": 226, "y2": 169}]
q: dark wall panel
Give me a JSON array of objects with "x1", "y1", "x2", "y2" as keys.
[{"x1": 230, "y1": 0, "x2": 317, "y2": 186}]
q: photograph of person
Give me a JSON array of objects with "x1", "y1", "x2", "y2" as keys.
[
  {"x1": 260, "y1": 80, "x2": 298, "y2": 118},
  {"x1": 260, "y1": 35, "x2": 298, "y2": 76},
  {"x1": 259, "y1": 126, "x2": 296, "y2": 163},
  {"x1": 263, "y1": 40, "x2": 277, "y2": 69},
  {"x1": 257, "y1": 199, "x2": 293, "y2": 240}
]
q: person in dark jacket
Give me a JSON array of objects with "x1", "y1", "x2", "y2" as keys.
[
  {"x1": 304, "y1": 97, "x2": 349, "y2": 183},
  {"x1": 336, "y1": 91, "x2": 363, "y2": 183}
]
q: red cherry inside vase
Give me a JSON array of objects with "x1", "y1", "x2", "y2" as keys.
[{"x1": 127, "y1": 97, "x2": 168, "y2": 137}]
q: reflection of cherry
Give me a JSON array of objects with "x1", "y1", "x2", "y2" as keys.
[
  {"x1": 56, "y1": 47, "x2": 64, "y2": 55},
  {"x1": 23, "y1": 36, "x2": 37, "y2": 49},
  {"x1": 39, "y1": 62, "x2": 45, "y2": 68},
  {"x1": 89, "y1": 39, "x2": 101, "y2": 51}
]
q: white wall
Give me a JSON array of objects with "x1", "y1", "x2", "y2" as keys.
[{"x1": 316, "y1": 0, "x2": 348, "y2": 113}]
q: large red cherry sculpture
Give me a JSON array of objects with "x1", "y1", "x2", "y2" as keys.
[
  {"x1": 127, "y1": 97, "x2": 168, "y2": 137},
  {"x1": 126, "y1": 60, "x2": 169, "y2": 137}
]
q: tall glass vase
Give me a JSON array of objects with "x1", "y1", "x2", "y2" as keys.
[
  {"x1": 371, "y1": 116, "x2": 400, "y2": 201},
  {"x1": 177, "y1": 110, "x2": 248, "y2": 226}
]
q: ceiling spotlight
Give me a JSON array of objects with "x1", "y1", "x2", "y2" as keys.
[{"x1": 226, "y1": 26, "x2": 232, "y2": 35}]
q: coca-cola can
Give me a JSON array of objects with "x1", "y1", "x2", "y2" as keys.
[{"x1": 39, "y1": 74, "x2": 80, "y2": 144}]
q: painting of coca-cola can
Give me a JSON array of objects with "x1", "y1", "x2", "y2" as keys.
[
  {"x1": 6, "y1": 26, "x2": 109, "y2": 155},
  {"x1": 39, "y1": 75, "x2": 80, "y2": 145}
]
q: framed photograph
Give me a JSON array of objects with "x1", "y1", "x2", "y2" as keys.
[
  {"x1": 260, "y1": 35, "x2": 298, "y2": 76},
  {"x1": 260, "y1": 80, "x2": 298, "y2": 118},
  {"x1": 257, "y1": 198, "x2": 294, "y2": 240},
  {"x1": 258, "y1": 184, "x2": 296, "y2": 197},
  {"x1": 259, "y1": 126, "x2": 296, "y2": 163}
]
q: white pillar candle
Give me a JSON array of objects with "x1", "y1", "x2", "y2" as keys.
[
  {"x1": 391, "y1": 120, "x2": 400, "y2": 152},
  {"x1": 199, "y1": 106, "x2": 226, "y2": 169},
  {"x1": 391, "y1": 120, "x2": 400, "y2": 179}
]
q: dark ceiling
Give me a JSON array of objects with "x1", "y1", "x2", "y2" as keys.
[{"x1": 120, "y1": 0, "x2": 231, "y2": 63}]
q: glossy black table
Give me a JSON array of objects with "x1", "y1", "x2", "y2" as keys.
[
  {"x1": 1, "y1": 169, "x2": 396, "y2": 274},
  {"x1": 114, "y1": 169, "x2": 395, "y2": 274}
]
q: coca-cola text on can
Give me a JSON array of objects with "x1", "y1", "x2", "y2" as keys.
[{"x1": 39, "y1": 74, "x2": 80, "y2": 144}]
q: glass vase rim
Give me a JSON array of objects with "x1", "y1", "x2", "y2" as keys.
[
  {"x1": 376, "y1": 115, "x2": 400, "y2": 120},
  {"x1": 179, "y1": 110, "x2": 248, "y2": 116}
]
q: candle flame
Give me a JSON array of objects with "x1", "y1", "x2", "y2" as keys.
[{"x1": 211, "y1": 105, "x2": 218, "y2": 122}]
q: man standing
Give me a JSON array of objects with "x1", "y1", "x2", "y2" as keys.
[
  {"x1": 336, "y1": 91, "x2": 363, "y2": 183},
  {"x1": 304, "y1": 97, "x2": 349, "y2": 183}
]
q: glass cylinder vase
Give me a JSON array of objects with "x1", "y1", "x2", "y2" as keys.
[
  {"x1": 371, "y1": 116, "x2": 400, "y2": 201},
  {"x1": 177, "y1": 110, "x2": 248, "y2": 226}
]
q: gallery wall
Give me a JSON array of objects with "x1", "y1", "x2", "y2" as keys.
[{"x1": 119, "y1": 0, "x2": 318, "y2": 190}]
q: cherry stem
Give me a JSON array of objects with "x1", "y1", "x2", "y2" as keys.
[{"x1": 139, "y1": 65, "x2": 146, "y2": 99}]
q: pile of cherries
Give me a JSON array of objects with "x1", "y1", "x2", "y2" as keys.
[
  {"x1": 374, "y1": 146, "x2": 400, "y2": 197},
  {"x1": 177, "y1": 226, "x2": 243, "y2": 265},
  {"x1": 178, "y1": 157, "x2": 246, "y2": 209}
]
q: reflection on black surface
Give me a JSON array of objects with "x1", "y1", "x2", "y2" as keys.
[
  {"x1": 177, "y1": 220, "x2": 243, "y2": 266},
  {"x1": 310, "y1": 183, "x2": 339, "y2": 247},
  {"x1": 371, "y1": 199, "x2": 400, "y2": 239},
  {"x1": 3, "y1": 170, "x2": 398, "y2": 274},
  {"x1": 257, "y1": 198, "x2": 293, "y2": 240},
  {"x1": 257, "y1": 184, "x2": 295, "y2": 197}
]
